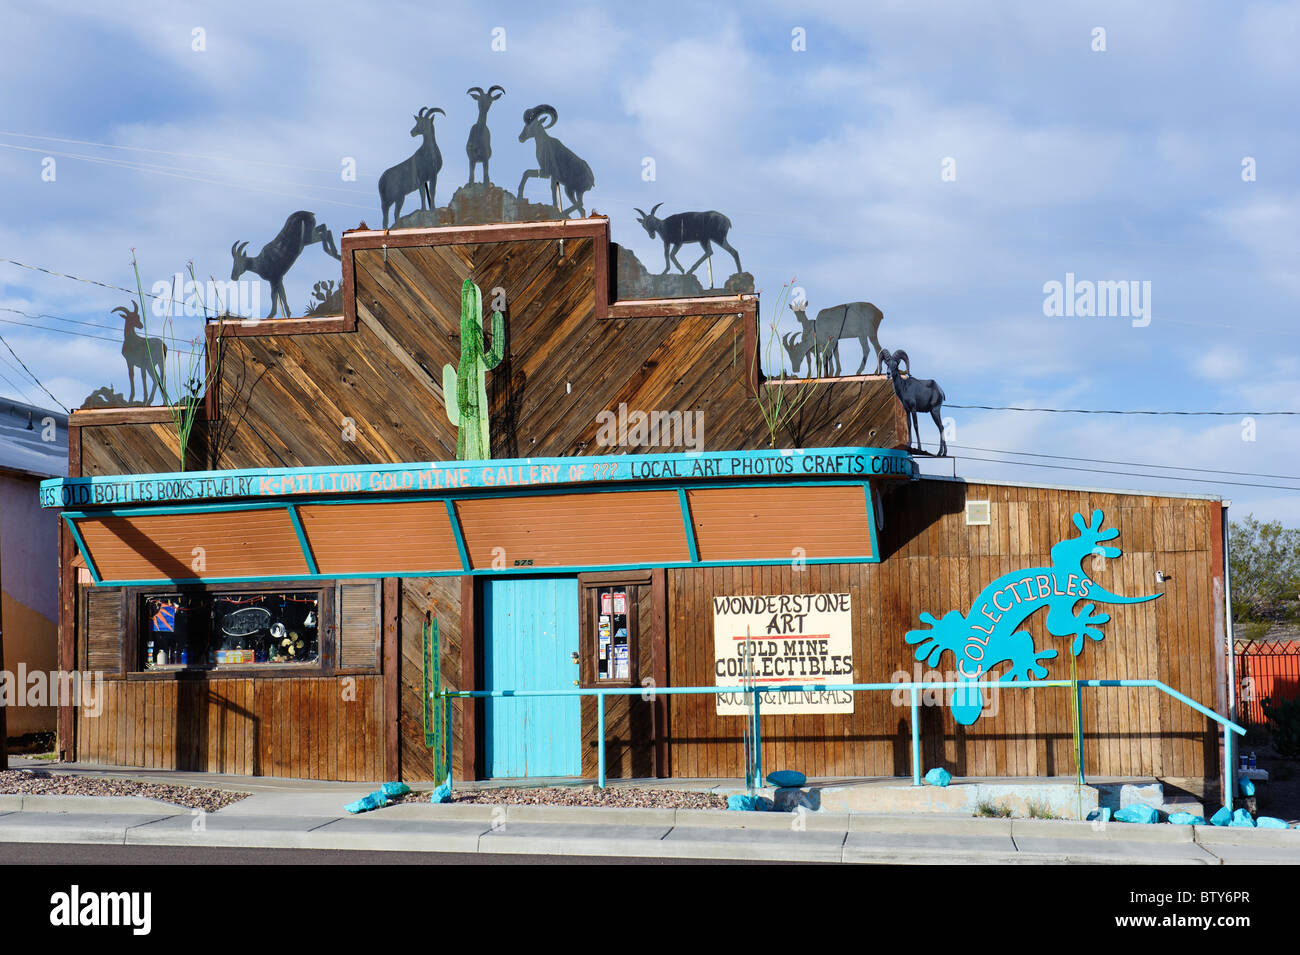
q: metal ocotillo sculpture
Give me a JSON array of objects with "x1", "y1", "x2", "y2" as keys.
[
  {"x1": 114, "y1": 302, "x2": 167, "y2": 404},
  {"x1": 788, "y1": 300, "x2": 885, "y2": 376},
  {"x1": 231, "y1": 211, "x2": 341, "y2": 319},
  {"x1": 380, "y1": 106, "x2": 446, "y2": 228},
  {"x1": 442, "y1": 279, "x2": 505, "y2": 460},
  {"x1": 517, "y1": 104, "x2": 595, "y2": 217},
  {"x1": 466, "y1": 85, "x2": 505, "y2": 186},
  {"x1": 879, "y1": 348, "x2": 947, "y2": 456},
  {"x1": 633, "y1": 203, "x2": 743, "y2": 281}
]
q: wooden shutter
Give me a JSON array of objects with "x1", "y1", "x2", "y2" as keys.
[
  {"x1": 337, "y1": 580, "x2": 381, "y2": 670},
  {"x1": 84, "y1": 588, "x2": 124, "y2": 676}
]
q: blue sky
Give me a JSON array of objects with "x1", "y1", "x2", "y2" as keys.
[{"x1": 1, "y1": 0, "x2": 1297, "y2": 521}]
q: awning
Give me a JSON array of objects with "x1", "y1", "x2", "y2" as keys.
[{"x1": 41, "y1": 448, "x2": 914, "y2": 586}]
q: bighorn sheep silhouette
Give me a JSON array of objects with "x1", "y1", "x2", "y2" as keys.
[
  {"x1": 517, "y1": 104, "x2": 595, "y2": 217},
  {"x1": 633, "y1": 203, "x2": 743, "y2": 278},
  {"x1": 114, "y1": 302, "x2": 167, "y2": 404},
  {"x1": 879, "y1": 348, "x2": 947, "y2": 456},
  {"x1": 231, "y1": 210, "x2": 341, "y2": 319},
  {"x1": 789, "y1": 300, "x2": 885, "y2": 377},
  {"x1": 380, "y1": 106, "x2": 446, "y2": 228},
  {"x1": 466, "y1": 86, "x2": 504, "y2": 185}
]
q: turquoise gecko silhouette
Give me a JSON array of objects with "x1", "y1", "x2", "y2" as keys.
[{"x1": 904, "y1": 509, "x2": 1161, "y2": 725}]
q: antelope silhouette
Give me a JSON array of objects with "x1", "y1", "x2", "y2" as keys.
[
  {"x1": 231, "y1": 211, "x2": 341, "y2": 319},
  {"x1": 114, "y1": 302, "x2": 167, "y2": 404}
]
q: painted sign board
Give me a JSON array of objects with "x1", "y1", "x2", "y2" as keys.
[
  {"x1": 713, "y1": 593, "x2": 854, "y2": 715},
  {"x1": 39, "y1": 447, "x2": 915, "y2": 509},
  {"x1": 904, "y1": 510, "x2": 1161, "y2": 725}
]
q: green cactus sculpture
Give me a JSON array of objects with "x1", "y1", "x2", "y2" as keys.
[{"x1": 442, "y1": 278, "x2": 505, "y2": 460}]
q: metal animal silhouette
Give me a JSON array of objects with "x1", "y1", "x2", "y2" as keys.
[
  {"x1": 114, "y1": 302, "x2": 167, "y2": 404},
  {"x1": 789, "y1": 300, "x2": 885, "y2": 376},
  {"x1": 231, "y1": 211, "x2": 342, "y2": 319},
  {"x1": 905, "y1": 509, "x2": 1160, "y2": 725},
  {"x1": 879, "y1": 348, "x2": 946, "y2": 456},
  {"x1": 633, "y1": 204, "x2": 743, "y2": 278},
  {"x1": 517, "y1": 104, "x2": 595, "y2": 217},
  {"x1": 380, "y1": 106, "x2": 446, "y2": 228},
  {"x1": 465, "y1": 86, "x2": 505, "y2": 185},
  {"x1": 781, "y1": 327, "x2": 831, "y2": 378}
]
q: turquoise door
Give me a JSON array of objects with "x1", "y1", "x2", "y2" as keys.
[{"x1": 483, "y1": 577, "x2": 581, "y2": 778}]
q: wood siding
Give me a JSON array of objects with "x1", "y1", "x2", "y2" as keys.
[
  {"x1": 687, "y1": 485, "x2": 874, "y2": 561},
  {"x1": 74, "y1": 675, "x2": 383, "y2": 780},
  {"x1": 666, "y1": 481, "x2": 1222, "y2": 783},
  {"x1": 397, "y1": 576, "x2": 465, "y2": 782}
]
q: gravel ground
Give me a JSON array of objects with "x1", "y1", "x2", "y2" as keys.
[
  {"x1": 422, "y1": 786, "x2": 729, "y2": 810},
  {"x1": 0, "y1": 769, "x2": 250, "y2": 813}
]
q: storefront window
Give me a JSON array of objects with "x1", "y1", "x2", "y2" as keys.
[
  {"x1": 211, "y1": 593, "x2": 319, "y2": 665},
  {"x1": 594, "y1": 586, "x2": 631, "y2": 682},
  {"x1": 142, "y1": 594, "x2": 200, "y2": 668},
  {"x1": 139, "y1": 591, "x2": 320, "y2": 669}
]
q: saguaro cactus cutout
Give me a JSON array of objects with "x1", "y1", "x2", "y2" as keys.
[{"x1": 442, "y1": 278, "x2": 504, "y2": 459}]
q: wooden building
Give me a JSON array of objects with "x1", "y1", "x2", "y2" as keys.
[{"x1": 41, "y1": 218, "x2": 1233, "y2": 796}]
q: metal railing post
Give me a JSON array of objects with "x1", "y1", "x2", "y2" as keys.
[
  {"x1": 1224, "y1": 723, "x2": 1234, "y2": 815},
  {"x1": 597, "y1": 691, "x2": 607, "y2": 789},
  {"x1": 910, "y1": 685, "x2": 921, "y2": 786},
  {"x1": 753, "y1": 688, "x2": 762, "y2": 784}
]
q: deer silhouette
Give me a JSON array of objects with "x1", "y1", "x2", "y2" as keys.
[
  {"x1": 114, "y1": 302, "x2": 167, "y2": 404},
  {"x1": 466, "y1": 86, "x2": 504, "y2": 185},
  {"x1": 231, "y1": 211, "x2": 341, "y2": 319},
  {"x1": 380, "y1": 106, "x2": 446, "y2": 228},
  {"x1": 789, "y1": 300, "x2": 885, "y2": 376}
]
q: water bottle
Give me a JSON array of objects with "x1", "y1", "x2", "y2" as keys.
[
  {"x1": 1240, "y1": 752, "x2": 1248, "y2": 772},
  {"x1": 1249, "y1": 751, "x2": 1257, "y2": 771},
  {"x1": 180, "y1": 648, "x2": 188, "y2": 665}
]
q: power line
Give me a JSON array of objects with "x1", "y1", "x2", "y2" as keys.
[
  {"x1": 947, "y1": 443, "x2": 1300, "y2": 483},
  {"x1": 0, "y1": 307, "x2": 202, "y2": 352},
  {"x1": 0, "y1": 332, "x2": 68, "y2": 412},
  {"x1": 915, "y1": 444, "x2": 1300, "y2": 493},
  {"x1": 0, "y1": 257, "x2": 162, "y2": 300},
  {"x1": 947, "y1": 403, "x2": 1300, "y2": 416}
]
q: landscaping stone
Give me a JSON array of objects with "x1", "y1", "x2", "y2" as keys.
[
  {"x1": 1113, "y1": 804, "x2": 1159, "y2": 824},
  {"x1": 925, "y1": 767, "x2": 952, "y2": 787},
  {"x1": 1167, "y1": 811, "x2": 1205, "y2": 826},
  {"x1": 766, "y1": 770, "x2": 806, "y2": 788},
  {"x1": 345, "y1": 791, "x2": 388, "y2": 814},
  {"x1": 1210, "y1": 806, "x2": 1232, "y2": 826},
  {"x1": 1230, "y1": 808, "x2": 1256, "y2": 828},
  {"x1": 726, "y1": 794, "x2": 770, "y2": 812},
  {"x1": 1086, "y1": 807, "x2": 1112, "y2": 823},
  {"x1": 1256, "y1": 816, "x2": 1289, "y2": 829}
]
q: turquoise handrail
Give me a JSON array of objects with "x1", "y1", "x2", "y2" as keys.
[{"x1": 439, "y1": 679, "x2": 1245, "y2": 813}]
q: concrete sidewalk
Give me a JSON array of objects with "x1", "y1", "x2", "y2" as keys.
[
  {"x1": 3, "y1": 797, "x2": 1300, "y2": 863},
  {"x1": 4, "y1": 760, "x2": 1298, "y2": 864}
]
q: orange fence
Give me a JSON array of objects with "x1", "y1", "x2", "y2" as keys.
[{"x1": 1237, "y1": 640, "x2": 1300, "y2": 726}]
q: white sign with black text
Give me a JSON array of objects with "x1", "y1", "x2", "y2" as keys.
[{"x1": 712, "y1": 593, "x2": 854, "y2": 714}]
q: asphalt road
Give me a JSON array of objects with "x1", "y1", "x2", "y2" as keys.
[{"x1": 0, "y1": 842, "x2": 813, "y2": 864}]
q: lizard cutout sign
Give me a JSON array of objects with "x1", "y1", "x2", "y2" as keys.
[{"x1": 905, "y1": 509, "x2": 1161, "y2": 725}]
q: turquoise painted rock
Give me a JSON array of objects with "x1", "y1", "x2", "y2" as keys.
[
  {"x1": 1086, "y1": 807, "x2": 1112, "y2": 823},
  {"x1": 727, "y1": 794, "x2": 770, "y2": 812},
  {"x1": 1256, "y1": 816, "x2": 1289, "y2": 829},
  {"x1": 430, "y1": 781, "x2": 452, "y2": 804},
  {"x1": 1167, "y1": 811, "x2": 1206, "y2": 826},
  {"x1": 1210, "y1": 806, "x2": 1232, "y2": 826},
  {"x1": 766, "y1": 770, "x2": 807, "y2": 788},
  {"x1": 1230, "y1": 808, "x2": 1257, "y2": 828},
  {"x1": 1114, "y1": 804, "x2": 1159, "y2": 824},
  {"x1": 381, "y1": 781, "x2": 411, "y2": 798},
  {"x1": 345, "y1": 791, "x2": 388, "y2": 814},
  {"x1": 924, "y1": 767, "x2": 952, "y2": 787},
  {"x1": 1239, "y1": 777, "x2": 1256, "y2": 797}
]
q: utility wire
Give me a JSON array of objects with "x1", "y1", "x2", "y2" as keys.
[
  {"x1": 946, "y1": 443, "x2": 1300, "y2": 483},
  {"x1": 0, "y1": 332, "x2": 68, "y2": 412},
  {"x1": 947, "y1": 403, "x2": 1300, "y2": 416},
  {"x1": 915, "y1": 445, "x2": 1300, "y2": 493}
]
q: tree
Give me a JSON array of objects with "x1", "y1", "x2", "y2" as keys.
[{"x1": 1230, "y1": 515, "x2": 1300, "y2": 624}]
